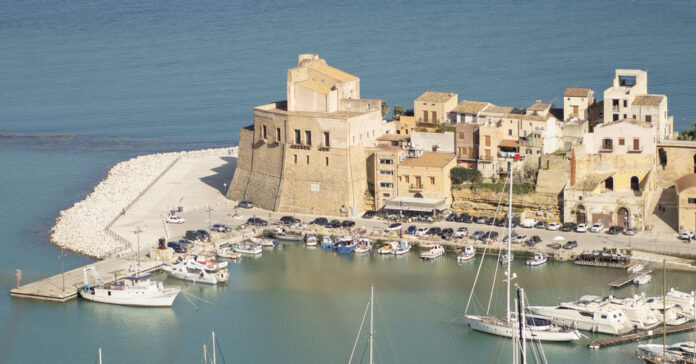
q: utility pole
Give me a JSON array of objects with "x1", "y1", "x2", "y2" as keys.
[
  {"x1": 207, "y1": 204, "x2": 213, "y2": 230},
  {"x1": 134, "y1": 226, "x2": 143, "y2": 268}
]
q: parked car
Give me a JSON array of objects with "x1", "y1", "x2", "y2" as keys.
[
  {"x1": 526, "y1": 235, "x2": 542, "y2": 246},
  {"x1": 456, "y1": 213, "x2": 468, "y2": 223},
  {"x1": 211, "y1": 223, "x2": 231, "y2": 232},
  {"x1": 547, "y1": 222, "x2": 561, "y2": 231},
  {"x1": 178, "y1": 238, "x2": 194, "y2": 248},
  {"x1": 522, "y1": 218, "x2": 537, "y2": 228},
  {"x1": 590, "y1": 223, "x2": 604, "y2": 233},
  {"x1": 495, "y1": 218, "x2": 506, "y2": 227},
  {"x1": 560, "y1": 222, "x2": 577, "y2": 232},
  {"x1": 167, "y1": 241, "x2": 188, "y2": 253},
  {"x1": 512, "y1": 235, "x2": 528, "y2": 244},
  {"x1": 680, "y1": 231, "x2": 694, "y2": 240},
  {"x1": 475, "y1": 216, "x2": 487, "y2": 224},
  {"x1": 386, "y1": 223, "x2": 403, "y2": 232},
  {"x1": 445, "y1": 214, "x2": 456, "y2": 222},
  {"x1": 326, "y1": 219, "x2": 341, "y2": 228},
  {"x1": 341, "y1": 220, "x2": 356, "y2": 228},
  {"x1": 362, "y1": 210, "x2": 376, "y2": 219},
  {"x1": 575, "y1": 223, "x2": 588, "y2": 233},
  {"x1": 607, "y1": 226, "x2": 624, "y2": 235},
  {"x1": 425, "y1": 227, "x2": 442, "y2": 236},
  {"x1": 454, "y1": 227, "x2": 468, "y2": 238},
  {"x1": 480, "y1": 232, "x2": 490, "y2": 241},
  {"x1": 196, "y1": 229, "x2": 210, "y2": 241},
  {"x1": 166, "y1": 215, "x2": 185, "y2": 224},
  {"x1": 279, "y1": 216, "x2": 300, "y2": 225},
  {"x1": 471, "y1": 230, "x2": 485, "y2": 240},
  {"x1": 238, "y1": 200, "x2": 253, "y2": 209},
  {"x1": 246, "y1": 217, "x2": 268, "y2": 226},
  {"x1": 463, "y1": 215, "x2": 473, "y2": 223},
  {"x1": 485, "y1": 231, "x2": 499, "y2": 243},
  {"x1": 562, "y1": 240, "x2": 578, "y2": 249},
  {"x1": 415, "y1": 227, "x2": 428, "y2": 236},
  {"x1": 440, "y1": 228, "x2": 454, "y2": 239},
  {"x1": 311, "y1": 217, "x2": 329, "y2": 226},
  {"x1": 534, "y1": 221, "x2": 547, "y2": 229},
  {"x1": 486, "y1": 217, "x2": 496, "y2": 225},
  {"x1": 406, "y1": 225, "x2": 417, "y2": 234},
  {"x1": 623, "y1": 228, "x2": 636, "y2": 236},
  {"x1": 185, "y1": 230, "x2": 202, "y2": 241}
]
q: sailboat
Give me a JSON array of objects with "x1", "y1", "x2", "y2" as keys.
[
  {"x1": 349, "y1": 285, "x2": 376, "y2": 364},
  {"x1": 463, "y1": 162, "x2": 581, "y2": 342}
]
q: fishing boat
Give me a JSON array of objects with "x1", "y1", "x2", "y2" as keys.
[
  {"x1": 420, "y1": 244, "x2": 445, "y2": 261},
  {"x1": 377, "y1": 242, "x2": 396, "y2": 255},
  {"x1": 78, "y1": 267, "x2": 180, "y2": 307},
  {"x1": 394, "y1": 241, "x2": 411, "y2": 255},
  {"x1": 232, "y1": 240, "x2": 263, "y2": 255},
  {"x1": 499, "y1": 253, "x2": 514, "y2": 265},
  {"x1": 463, "y1": 163, "x2": 582, "y2": 342},
  {"x1": 634, "y1": 273, "x2": 652, "y2": 285},
  {"x1": 526, "y1": 252, "x2": 547, "y2": 266},
  {"x1": 305, "y1": 235, "x2": 318, "y2": 247},
  {"x1": 457, "y1": 246, "x2": 476, "y2": 262},
  {"x1": 269, "y1": 227, "x2": 304, "y2": 241},
  {"x1": 321, "y1": 236, "x2": 334, "y2": 249},
  {"x1": 215, "y1": 247, "x2": 241, "y2": 260},
  {"x1": 336, "y1": 237, "x2": 357, "y2": 253},
  {"x1": 163, "y1": 255, "x2": 229, "y2": 285},
  {"x1": 353, "y1": 238, "x2": 373, "y2": 254}
]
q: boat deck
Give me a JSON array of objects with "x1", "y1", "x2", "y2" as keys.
[
  {"x1": 9, "y1": 258, "x2": 163, "y2": 302},
  {"x1": 608, "y1": 262, "x2": 656, "y2": 288},
  {"x1": 588, "y1": 322, "x2": 696, "y2": 349}
]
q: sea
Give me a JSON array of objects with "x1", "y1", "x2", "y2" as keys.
[{"x1": 1, "y1": 0, "x2": 696, "y2": 362}]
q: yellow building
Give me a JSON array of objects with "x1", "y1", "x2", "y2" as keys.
[
  {"x1": 396, "y1": 152, "x2": 456, "y2": 204},
  {"x1": 675, "y1": 174, "x2": 696, "y2": 232},
  {"x1": 414, "y1": 91, "x2": 458, "y2": 125}
]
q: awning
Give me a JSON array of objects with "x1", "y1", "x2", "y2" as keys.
[
  {"x1": 383, "y1": 197, "x2": 449, "y2": 213},
  {"x1": 499, "y1": 139, "x2": 519, "y2": 148}
]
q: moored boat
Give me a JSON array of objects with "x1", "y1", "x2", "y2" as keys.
[
  {"x1": 269, "y1": 227, "x2": 305, "y2": 241},
  {"x1": 421, "y1": 244, "x2": 445, "y2": 261},
  {"x1": 457, "y1": 246, "x2": 476, "y2": 262},
  {"x1": 163, "y1": 255, "x2": 229, "y2": 285},
  {"x1": 335, "y1": 237, "x2": 357, "y2": 253},
  {"x1": 320, "y1": 236, "x2": 334, "y2": 249},
  {"x1": 499, "y1": 253, "x2": 514, "y2": 265},
  {"x1": 627, "y1": 264, "x2": 645, "y2": 274},
  {"x1": 353, "y1": 238, "x2": 373, "y2": 254},
  {"x1": 305, "y1": 235, "x2": 318, "y2": 247},
  {"x1": 526, "y1": 252, "x2": 547, "y2": 266},
  {"x1": 233, "y1": 241, "x2": 263, "y2": 255},
  {"x1": 215, "y1": 247, "x2": 241, "y2": 260},
  {"x1": 634, "y1": 273, "x2": 651, "y2": 285},
  {"x1": 394, "y1": 241, "x2": 411, "y2": 255},
  {"x1": 377, "y1": 242, "x2": 396, "y2": 255},
  {"x1": 78, "y1": 267, "x2": 180, "y2": 307}
]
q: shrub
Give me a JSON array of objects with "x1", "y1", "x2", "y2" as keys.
[{"x1": 450, "y1": 168, "x2": 481, "y2": 184}]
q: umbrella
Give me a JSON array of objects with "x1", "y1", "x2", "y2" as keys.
[{"x1": 553, "y1": 236, "x2": 565, "y2": 241}]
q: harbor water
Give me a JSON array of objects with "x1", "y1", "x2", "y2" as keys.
[{"x1": 2, "y1": 0, "x2": 696, "y2": 362}]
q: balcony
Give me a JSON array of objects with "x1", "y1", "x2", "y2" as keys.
[
  {"x1": 612, "y1": 105, "x2": 620, "y2": 112},
  {"x1": 290, "y1": 144, "x2": 311, "y2": 150},
  {"x1": 599, "y1": 147, "x2": 613, "y2": 153},
  {"x1": 628, "y1": 146, "x2": 643, "y2": 153},
  {"x1": 319, "y1": 146, "x2": 330, "y2": 152},
  {"x1": 409, "y1": 184, "x2": 424, "y2": 192}
]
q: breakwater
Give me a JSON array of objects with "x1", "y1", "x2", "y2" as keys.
[{"x1": 49, "y1": 147, "x2": 237, "y2": 259}]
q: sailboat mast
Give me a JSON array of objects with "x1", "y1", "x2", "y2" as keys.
[
  {"x1": 370, "y1": 284, "x2": 374, "y2": 364},
  {"x1": 663, "y1": 260, "x2": 666, "y2": 361},
  {"x1": 212, "y1": 331, "x2": 216, "y2": 364},
  {"x1": 507, "y1": 162, "x2": 513, "y2": 323},
  {"x1": 98, "y1": 347, "x2": 102, "y2": 364},
  {"x1": 517, "y1": 288, "x2": 527, "y2": 364}
]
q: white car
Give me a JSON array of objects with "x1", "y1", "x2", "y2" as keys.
[
  {"x1": 575, "y1": 223, "x2": 588, "y2": 233},
  {"x1": 454, "y1": 227, "x2": 468, "y2": 238},
  {"x1": 415, "y1": 227, "x2": 428, "y2": 236},
  {"x1": 547, "y1": 222, "x2": 561, "y2": 231},
  {"x1": 680, "y1": 231, "x2": 694, "y2": 240},
  {"x1": 522, "y1": 218, "x2": 537, "y2": 228},
  {"x1": 166, "y1": 215, "x2": 185, "y2": 224},
  {"x1": 385, "y1": 223, "x2": 402, "y2": 232},
  {"x1": 590, "y1": 223, "x2": 604, "y2": 233}
]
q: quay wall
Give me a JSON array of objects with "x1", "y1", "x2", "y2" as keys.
[{"x1": 50, "y1": 147, "x2": 238, "y2": 259}]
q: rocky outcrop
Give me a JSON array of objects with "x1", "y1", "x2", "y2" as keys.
[{"x1": 451, "y1": 187, "x2": 561, "y2": 220}]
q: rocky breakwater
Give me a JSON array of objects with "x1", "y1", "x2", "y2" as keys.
[{"x1": 50, "y1": 147, "x2": 238, "y2": 259}]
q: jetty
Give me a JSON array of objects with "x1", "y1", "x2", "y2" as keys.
[
  {"x1": 10, "y1": 258, "x2": 162, "y2": 302},
  {"x1": 588, "y1": 322, "x2": 696, "y2": 349},
  {"x1": 608, "y1": 262, "x2": 656, "y2": 288}
]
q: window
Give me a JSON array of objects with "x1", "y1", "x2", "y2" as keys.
[
  {"x1": 323, "y1": 132, "x2": 330, "y2": 147},
  {"x1": 404, "y1": 176, "x2": 409, "y2": 183},
  {"x1": 623, "y1": 100, "x2": 627, "y2": 107},
  {"x1": 423, "y1": 110, "x2": 428, "y2": 122},
  {"x1": 508, "y1": 129, "x2": 512, "y2": 136},
  {"x1": 619, "y1": 138, "x2": 625, "y2": 146},
  {"x1": 276, "y1": 128, "x2": 281, "y2": 142},
  {"x1": 262, "y1": 125, "x2": 267, "y2": 139},
  {"x1": 306, "y1": 155, "x2": 310, "y2": 164},
  {"x1": 631, "y1": 176, "x2": 640, "y2": 191},
  {"x1": 294, "y1": 154, "x2": 298, "y2": 164},
  {"x1": 380, "y1": 182, "x2": 393, "y2": 188},
  {"x1": 612, "y1": 99, "x2": 619, "y2": 106},
  {"x1": 383, "y1": 193, "x2": 390, "y2": 198},
  {"x1": 429, "y1": 177, "x2": 435, "y2": 184},
  {"x1": 602, "y1": 138, "x2": 613, "y2": 151},
  {"x1": 431, "y1": 111, "x2": 437, "y2": 122},
  {"x1": 485, "y1": 135, "x2": 491, "y2": 146},
  {"x1": 605, "y1": 177, "x2": 614, "y2": 191},
  {"x1": 432, "y1": 146, "x2": 438, "y2": 152},
  {"x1": 623, "y1": 114, "x2": 627, "y2": 119},
  {"x1": 689, "y1": 198, "x2": 696, "y2": 204},
  {"x1": 294, "y1": 129, "x2": 301, "y2": 144},
  {"x1": 485, "y1": 149, "x2": 491, "y2": 159},
  {"x1": 379, "y1": 170, "x2": 394, "y2": 175},
  {"x1": 646, "y1": 115, "x2": 652, "y2": 122},
  {"x1": 325, "y1": 157, "x2": 329, "y2": 166},
  {"x1": 613, "y1": 114, "x2": 619, "y2": 121},
  {"x1": 379, "y1": 159, "x2": 393, "y2": 165},
  {"x1": 632, "y1": 138, "x2": 640, "y2": 151},
  {"x1": 305, "y1": 130, "x2": 312, "y2": 145},
  {"x1": 415, "y1": 176, "x2": 422, "y2": 186},
  {"x1": 458, "y1": 132, "x2": 464, "y2": 139}
]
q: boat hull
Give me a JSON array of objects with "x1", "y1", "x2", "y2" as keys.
[
  {"x1": 162, "y1": 266, "x2": 226, "y2": 285},
  {"x1": 78, "y1": 287, "x2": 180, "y2": 307},
  {"x1": 527, "y1": 306, "x2": 634, "y2": 335},
  {"x1": 464, "y1": 315, "x2": 582, "y2": 342}
]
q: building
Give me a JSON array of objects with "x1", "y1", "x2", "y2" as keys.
[
  {"x1": 227, "y1": 54, "x2": 384, "y2": 216},
  {"x1": 631, "y1": 95, "x2": 673, "y2": 142},
  {"x1": 456, "y1": 123, "x2": 479, "y2": 168},
  {"x1": 414, "y1": 91, "x2": 458, "y2": 125},
  {"x1": 603, "y1": 69, "x2": 648, "y2": 123},
  {"x1": 563, "y1": 88, "x2": 595, "y2": 122},
  {"x1": 411, "y1": 131, "x2": 455, "y2": 153},
  {"x1": 392, "y1": 151, "x2": 456, "y2": 208},
  {"x1": 370, "y1": 146, "x2": 404, "y2": 210},
  {"x1": 675, "y1": 174, "x2": 696, "y2": 233},
  {"x1": 452, "y1": 100, "x2": 491, "y2": 124}
]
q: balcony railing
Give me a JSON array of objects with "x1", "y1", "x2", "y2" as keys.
[
  {"x1": 612, "y1": 105, "x2": 620, "y2": 112},
  {"x1": 628, "y1": 146, "x2": 643, "y2": 153},
  {"x1": 599, "y1": 147, "x2": 613, "y2": 153},
  {"x1": 409, "y1": 184, "x2": 424, "y2": 192},
  {"x1": 290, "y1": 144, "x2": 311, "y2": 150}
]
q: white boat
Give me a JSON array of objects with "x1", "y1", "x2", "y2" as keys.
[
  {"x1": 305, "y1": 235, "x2": 318, "y2": 247},
  {"x1": 607, "y1": 295, "x2": 661, "y2": 330},
  {"x1": 394, "y1": 241, "x2": 411, "y2": 255},
  {"x1": 215, "y1": 247, "x2": 241, "y2": 260},
  {"x1": 354, "y1": 238, "x2": 373, "y2": 254},
  {"x1": 251, "y1": 237, "x2": 275, "y2": 247},
  {"x1": 527, "y1": 297, "x2": 635, "y2": 335},
  {"x1": 643, "y1": 296, "x2": 692, "y2": 326},
  {"x1": 499, "y1": 253, "x2": 514, "y2": 265},
  {"x1": 627, "y1": 264, "x2": 644, "y2": 274},
  {"x1": 633, "y1": 273, "x2": 651, "y2": 285},
  {"x1": 321, "y1": 236, "x2": 334, "y2": 249},
  {"x1": 420, "y1": 244, "x2": 445, "y2": 260},
  {"x1": 419, "y1": 241, "x2": 440, "y2": 249},
  {"x1": 78, "y1": 267, "x2": 180, "y2": 307},
  {"x1": 233, "y1": 241, "x2": 263, "y2": 255},
  {"x1": 163, "y1": 256, "x2": 229, "y2": 285},
  {"x1": 526, "y1": 252, "x2": 547, "y2": 266},
  {"x1": 377, "y1": 242, "x2": 396, "y2": 255},
  {"x1": 269, "y1": 227, "x2": 304, "y2": 241},
  {"x1": 457, "y1": 246, "x2": 476, "y2": 262},
  {"x1": 638, "y1": 341, "x2": 696, "y2": 362}
]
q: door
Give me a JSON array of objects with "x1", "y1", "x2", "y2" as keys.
[
  {"x1": 633, "y1": 138, "x2": 640, "y2": 151},
  {"x1": 572, "y1": 105, "x2": 578, "y2": 116},
  {"x1": 423, "y1": 110, "x2": 428, "y2": 122},
  {"x1": 592, "y1": 214, "x2": 612, "y2": 227},
  {"x1": 431, "y1": 111, "x2": 437, "y2": 123},
  {"x1": 617, "y1": 208, "x2": 629, "y2": 228}
]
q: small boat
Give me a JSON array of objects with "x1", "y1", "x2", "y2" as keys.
[
  {"x1": 353, "y1": 238, "x2": 373, "y2": 254},
  {"x1": 321, "y1": 236, "x2": 334, "y2": 249},
  {"x1": 335, "y1": 237, "x2": 357, "y2": 253},
  {"x1": 419, "y1": 241, "x2": 440, "y2": 249},
  {"x1": 163, "y1": 255, "x2": 229, "y2": 285},
  {"x1": 527, "y1": 252, "x2": 547, "y2": 266},
  {"x1": 269, "y1": 227, "x2": 305, "y2": 241},
  {"x1": 627, "y1": 264, "x2": 644, "y2": 274},
  {"x1": 251, "y1": 237, "x2": 275, "y2": 247},
  {"x1": 633, "y1": 273, "x2": 651, "y2": 285},
  {"x1": 78, "y1": 267, "x2": 180, "y2": 307},
  {"x1": 232, "y1": 241, "x2": 263, "y2": 255},
  {"x1": 377, "y1": 242, "x2": 396, "y2": 255},
  {"x1": 457, "y1": 246, "x2": 476, "y2": 262},
  {"x1": 421, "y1": 244, "x2": 445, "y2": 261},
  {"x1": 305, "y1": 235, "x2": 318, "y2": 247},
  {"x1": 499, "y1": 253, "x2": 514, "y2": 265},
  {"x1": 394, "y1": 241, "x2": 411, "y2": 255},
  {"x1": 215, "y1": 247, "x2": 241, "y2": 260}
]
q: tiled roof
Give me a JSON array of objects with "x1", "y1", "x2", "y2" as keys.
[
  {"x1": 675, "y1": 174, "x2": 696, "y2": 194},
  {"x1": 453, "y1": 100, "x2": 490, "y2": 114},
  {"x1": 528, "y1": 102, "x2": 553, "y2": 112},
  {"x1": 308, "y1": 63, "x2": 358, "y2": 82},
  {"x1": 499, "y1": 139, "x2": 519, "y2": 148},
  {"x1": 564, "y1": 88, "x2": 592, "y2": 97},
  {"x1": 296, "y1": 80, "x2": 331, "y2": 94},
  {"x1": 632, "y1": 95, "x2": 665, "y2": 107},
  {"x1": 399, "y1": 152, "x2": 455, "y2": 168},
  {"x1": 482, "y1": 105, "x2": 515, "y2": 115},
  {"x1": 416, "y1": 91, "x2": 457, "y2": 103}
]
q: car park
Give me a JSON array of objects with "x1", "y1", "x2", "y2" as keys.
[
  {"x1": 406, "y1": 225, "x2": 417, "y2": 234},
  {"x1": 238, "y1": 200, "x2": 253, "y2": 208},
  {"x1": 623, "y1": 228, "x2": 636, "y2": 236},
  {"x1": 562, "y1": 240, "x2": 578, "y2": 249},
  {"x1": 386, "y1": 223, "x2": 403, "y2": 232},
  {"x1": 560, "y1": 222, "x2": 577, "y2": 232},
  {"x1": 680, "y1": 231, "x2": 694, "y2": 240},
  {"x1": 246, "y1": 217, "x2": 268, "y2": 226},
  {"x1": 211, "y1": 224, "x2": 231, "y2": 232},
  {"x1": 547, "y1": 222, "x2": 561, "y2": 231},
  {"x1": 326, "y1": 220, "x2": 341, "y2": 228},
  {"x1": 362, "y1": 210, "x2": 376, "y2": 219},
  {"x1": 607, "y1": 226, "x2": 624, "y2": 235},
  {"x1": 415, "y1": 227, "x2": 428, "y2": 236},
  {"x1": 575, "y1": 223, "x2": 588, "y2": 233},
  {"x1": 534, "y1": 221, "x2": 547, "y2": 229},
  {"x1": 471, "y1": 230, "x2": 485, "y2": 240},
  {"x1": 590, "y1": 223, "x2": 604, "y2": 233},
  {"x1": 341, "y1": 220, "x2": 356, "y2": 228},
  {"x1": 522, "y1": 218, "x2": 537, "y2": 228},
  {"x1": 166, "y1": 215, "x2": 185, "y2": 224},
  {"x1": 311, "y1": 217, "x2": 329, "y2": 225},
  {"x1": 167, "y1": 241, "x2": 188, "y2": 253}
]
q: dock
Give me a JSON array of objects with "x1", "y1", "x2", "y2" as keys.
[
  {"x1": 608, "y1": 262, "x2": 656, "y2": 288},
  {"x1": 10, "y1": 258, "x2": 163, "y2": 302},
  {"x1": 588, "y1": 322, "x2": 696, "y2": 349}
]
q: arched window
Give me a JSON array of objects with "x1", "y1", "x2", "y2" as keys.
[
  {"x1": 604, "y1": 177, "x2": 614, "y2": 191},
  {"x1": 630, "y1": 176, "x2": 640, "y2": 191},
  {"x1": 414, "y1": 193, "x2": 423, "y2": 198}
]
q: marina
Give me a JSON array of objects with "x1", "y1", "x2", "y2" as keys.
[
  {"x1": 588, "y1": 322, "x2": 696, "y2": 349},
  {"x1": 610, "y1": 262, "x2": 657, "y2": 288}
]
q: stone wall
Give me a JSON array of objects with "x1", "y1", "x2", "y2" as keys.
[
  {"x1": 656, "y1": 141, "x2": 696, "y2": 188},
  {"x1": 451, "y1": 187, "x2": 561, "y2": 221}
]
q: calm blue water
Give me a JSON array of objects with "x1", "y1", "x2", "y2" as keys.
[{"x1": 1, "y1": 0, "x2": 696, "y2": 362}]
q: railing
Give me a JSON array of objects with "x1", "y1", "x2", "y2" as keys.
[
  {"x1": 290, "y1": 144, "x2": 311, "y2": 150},
  {"x1": 409, "y1": 184, "x2": 424, "y2": 192},
  {"x1": 612, "y1": 105, "x2": 620, "y2": 112},
  {"x1": 599, "y1": 147, "x2": 613, "y2": 153},
  {"x1": 628, "y1": 146, "x2": 643, "y2": 153}
]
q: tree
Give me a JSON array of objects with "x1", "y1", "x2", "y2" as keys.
[
  {"x1": 392, "y1": 105, "x2": 404, "y2": 120},
  {"x1": 450, "y1": 167, "x2": 482, "y2": 184},
  {"x1": 677, "y1": 121, "x2": 696, "y2": 140},
  {"x1": 381, "y1": 101, "x2": 389, "y2": 118}
]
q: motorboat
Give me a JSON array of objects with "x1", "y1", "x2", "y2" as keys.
[
  {"x1": 527, "y1": 296, "x2": 635, "y2": 335},
  {"x1": 419, "y1": 241, "x2": 440, "y2": 249},
  {"x1": 269, "y1": 227, "x2": 305, "y2": 241},
  {"x1": 163, "y1": 255, "x2": 229, "y2": 285},
  {"x1": 78, "y1": 267, "x2": 180, "y2": 307},
  {"x1": 215, "y1": 247, "x2": 241, "y2": 260},
  {"x1": 377, "y1": 242, "x2": 396, "y2": 255},
  {"x1": 526, "y1": 252, "x2": 547, "y2": 266},
  {"x1": 457, "y1": 246, "x2": 476, "y2": 262},
  {"x1": 305, "y1": 235, "x2": 318, "y2": 247},
  {"x1": 642, "y1": 296, "x2": 692, "y2": 326},
  {"x1": 251, "y1": 237, "x2": 275, "y2": 247},
  {"x1": 633, "y1": 273, "x2": 651, "y2": 285},
  {"x1": 627, "y1": 264, "x2": 644, "y2": 274},
  {"x1": 665, "y1": 289, "x2": 696, "y2": 318},
  {"x1": 638, "y1": 341, "x2": 696, "y2": 362},
  {"x1": 232, "y1": 240, "x2": 263, "y2": 255},
  {"x1": 420, "y1": 244, "x2": 445, "y2": 261},
  {"x1": 606, "y1": 295, "x2": 661, "y2": 330},
  {"x1": 335, "y1": 237, "x2": 357, "y2": 253},
  {"x1": 499, "y1": 253, "x2": 514, "y2": 265},
  {"x1": 394, "y1": 241, "x2": 411, "y2": 255},
  {"x1": 353, "y1": 238, "x2": 373, "y2": 254},
  {"x1": 320, "y1": 236, "x2": 334, "y2": 249}
]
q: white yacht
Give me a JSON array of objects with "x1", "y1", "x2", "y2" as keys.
[
  {"x1": 420, "y1": 244, "x2": 445, "y2": 260},
  {"x1": 638, "y1": 341, "x2": 696, "y2": 362},
  {"x1": 457, "y1": 246, "x2": 476, "y2": 262},
  {"x1": 78, "y1": 267, "x2": 180, "y2": 307},
  {"x1": 527, "y1": 296, "x2": 635, "y2": 335},
  {"x1": 163, "y1": 255, "x2": 229, "y2": 285},
  {"x1": 233, "y1": 241, "x2": 263, "y2": 255},
  {"x1": 606, "y1": 295, "x2": 661, "y2": 330},
  {"x1": 627, "y1": 264, "x2": 644, "y2": 274},
  {"x1": 305, "y1": 235, "x2": 318, "y2": 247},
  {"x1": 526, "y1": 252, "x2": 547, "y2": 266},
  {"x1": 633, "y1": 273, "x2": 651, "y2": 285},
  {"x1": 642, "y1": 296, "x2": 692, "y2": 326}
]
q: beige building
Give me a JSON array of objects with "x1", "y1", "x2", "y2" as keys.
[
  {"x1": 631, "y1": 95, "x2": 673, "y2": 142},
  {"x1": 675, "y1": 174, "x2": 696, "y2": 233},
  {"x1": 452, "y1": 100, "x2": 491, "y2": 124},
  {"x1": 563, "y1": 88, "x2": 595, "y2": 122},
  {"x1": 456, "y1": 123, "x2": 479, "y2": 168},
  {"x1": 603, "y1": 69, "x2": 648, "y2": 123},
  {"x1": 396, "y1": 152, "x2": 456, "y2": 205},
  {"x1": 227, "y1": 54, "x2": 384, "y2": 216},
  {"x1": 370, "y1": 147, "x2": 404, "y2": 210},
  {"x1": 414, "y1": 91, "x2": 458, "y2": 124}
]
